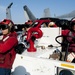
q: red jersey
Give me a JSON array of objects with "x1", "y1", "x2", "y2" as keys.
[
  {"x1": 62, "y1": 29, "x2": 75, "y2": 52},
  {"x1": 0, "y1": 31, "x2": 18, "y2": 69}
]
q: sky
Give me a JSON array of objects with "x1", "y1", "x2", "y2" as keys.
[{"x1": 0, "y1": 0, "x2": 75, "y2": 24}]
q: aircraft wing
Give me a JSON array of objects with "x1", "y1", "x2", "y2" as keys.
[
  {"x1": 56, "y1": 10, "x2": 75, "y2": 19},
  {"x1": 6, "y1": 2, "x2": 13, "y2": 20},
  {"x1": 23, "y1": 5, "x2": 37, "y2": 21}
]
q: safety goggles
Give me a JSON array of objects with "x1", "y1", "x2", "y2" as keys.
[{"x1": 0, "y1": 24, "x2": 9, "y2": 30}]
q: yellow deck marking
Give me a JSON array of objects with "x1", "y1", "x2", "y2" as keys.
[{"x1": 61, "y1": 63, "x2": 74, "y2": 69}]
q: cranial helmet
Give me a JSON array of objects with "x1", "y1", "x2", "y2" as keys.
[
  {"x1": 69, "y1": 20, "x2": 75, "y2": 31},
  {"x1": 25, "y1": 20, "x2": 33, "y2": 24},
  {"x1": 70, "y1": 17, "x2": 75, "y2": 27},
  {"x1": 0, "y1": 19, "x2": 14, "y2": 25},
  {"x1": 0, "y1": 19, "x2": 14, "y2": 32},
  {"x1": 25, "y1": 20, "x2": 33, "y2": 28}
]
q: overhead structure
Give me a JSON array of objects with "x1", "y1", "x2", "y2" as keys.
[{"x1": 6, "y1": 2, "x2": 13, "y2": 20}]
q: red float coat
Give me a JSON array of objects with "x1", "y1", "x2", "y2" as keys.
[
  {"x1": 0, "y1": 31, "x2": 18, "y2": 69},
  {"x1": 62, "y1": 29, "x2": 75, "y2": 52}
]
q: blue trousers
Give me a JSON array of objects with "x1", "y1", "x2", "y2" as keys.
[{"x1": 0, "y1": 68, "x2": 11, "y2": 75}]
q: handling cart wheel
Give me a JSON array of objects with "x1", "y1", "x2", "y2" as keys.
[{"x1": 59, "y1": 69, "x2": 74, "y2": 75}]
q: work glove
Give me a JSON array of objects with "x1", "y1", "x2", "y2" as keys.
[{"x1": 15, "y1": 42, "x2": 26, "y2": 54}]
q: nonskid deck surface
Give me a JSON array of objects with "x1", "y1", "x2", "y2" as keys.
[
  {"x1": 12, "y1": 28, "x2": 75, "y2": 75},
  {"x1": 12, "y1": 48, "x2": 75, "y2": 75}
]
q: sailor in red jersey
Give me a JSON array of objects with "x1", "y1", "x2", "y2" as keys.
[
  {"x1": 62, "y1": 20, "x2": 75, "y2": 52},
  {"x1": 0, "y1": 19, "x2": 18, "y2": 75},
  {"x1": 20, "y1": 20, "x2": 33, "y2": 42},
  {"x1": 61, "y1": 20, "x2": 75, "y2": 62}
]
